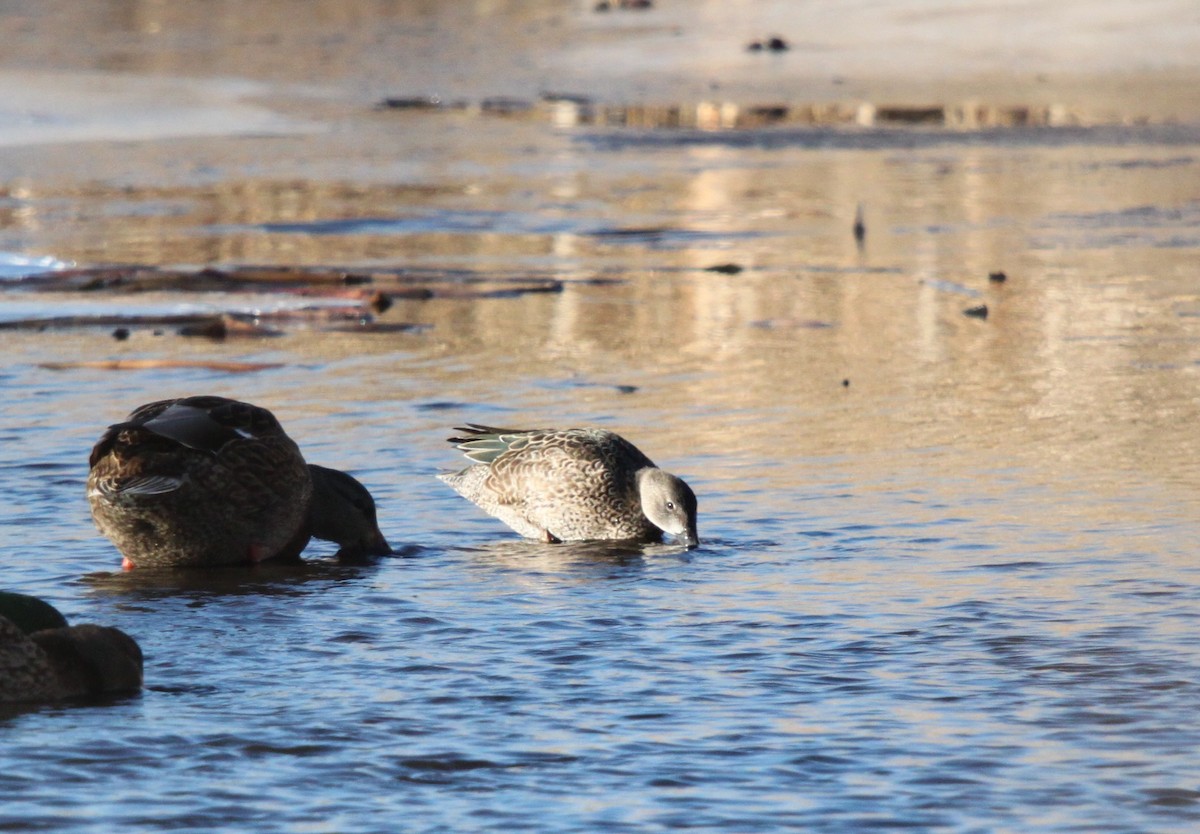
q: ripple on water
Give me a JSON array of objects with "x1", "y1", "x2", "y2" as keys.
[{"x1": 4, "y1": 86, "x2": 1200, "y2": 834}]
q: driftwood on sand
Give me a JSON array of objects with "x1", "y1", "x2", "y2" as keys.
[
  {"x1": 3, "y1": 264, "x2": 568, "y2": 338},
  {"x1": 39, "y1": 359, "x2": 284, "y2": 373}
]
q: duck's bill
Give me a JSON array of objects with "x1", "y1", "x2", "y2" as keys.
[
  {"x1": 367, "y1": 532, "x2": 391, "y2": 556},
  {"x1": 365, "y1": 529, "x2": 394, "y2": 556},
  {"x1": 338, "y1": 530, "x2": 394, "y2": 560}
]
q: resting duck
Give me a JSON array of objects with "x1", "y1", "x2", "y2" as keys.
[
  {"x1": 439, "y1": 424, "x2": 699, "y2": 547},
  {"x1": 88, "y1": 396, "x2": 391, "y2": 568},
  {"x1": 0, "y1": 593, "x2": 142, "y2": 703}
]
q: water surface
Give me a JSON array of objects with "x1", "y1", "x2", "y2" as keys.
[{"x1": 2, "y1": 4, "x2": 1200, "y2": 833}]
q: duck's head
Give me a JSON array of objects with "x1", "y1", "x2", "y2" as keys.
[
  {"x1": 32, "y1": 624, "x2": 144, "y2": 698},
  {"x1": 637, "y1": 468, "x2": 699, "y2": 548},
  {"x1": 307, "y1": 465, "x2": 392, "y2": 559}
]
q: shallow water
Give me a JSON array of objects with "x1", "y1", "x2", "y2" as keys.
[{"x1": 4, "y1": 4, "x2": 1200, "y2": 833}]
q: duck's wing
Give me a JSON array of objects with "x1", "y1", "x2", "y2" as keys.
[
  {"x1": 90, "y1": 396, "x2": 286, "y2": 468},
  {"x1": 446, "y1": 424, "x2": 549, "y2": 464},
  {"x1": 137, "y1": 396, "x2": 285, "y2": 454}
]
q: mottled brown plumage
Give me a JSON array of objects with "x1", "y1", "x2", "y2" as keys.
[
  {"x1": 439, "y1": 425, "x2": 699, "y2": 547},
  {"x1": 88, "y1": 396, "x2": 390, "y2": 568}
]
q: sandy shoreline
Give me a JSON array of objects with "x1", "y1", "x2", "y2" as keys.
[
  {"x1": 0, "y1": 0, "x2": 1197, "y2": 150},
  {"x1": 556, "y1": 0, "x2": 1200, "y2": 123}
]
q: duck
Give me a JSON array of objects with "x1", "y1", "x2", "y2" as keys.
[
  {"x1": 0, "y1": 593, "x2": 142, "y2": 703},
  {"x1": 438, "y1": 424, "x2": 699, "y2": 547},
  {"x1": 87, "y1": 396, "x2": 391, "y2": 568}
]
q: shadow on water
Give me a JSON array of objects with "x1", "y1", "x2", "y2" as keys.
[
  {"x1": 0, "y1": 690, "x2": 145, "y2": 723},
  {"x1": 455, "y1": 537, "x2": 696, "y2": 575},
  {"x1": 75, "y1": 554, "x2": 402, "y2": 600}
]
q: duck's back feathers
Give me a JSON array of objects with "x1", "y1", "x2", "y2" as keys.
[
  {"x1": 89, "y1": 396, "x2": 287, "y2": 468},
  {"x1": 446, "y1": 424, "x2": 544, "y2": 464},
  {"x1": 440, "y1": 425, "x2": 678, "y2": 543},
  {"x1": 87, "y1": 396, "x2": 312, "y2": 568},
  {"x1": 446, "y1": 424, "x2": 655, "y2": 470}
]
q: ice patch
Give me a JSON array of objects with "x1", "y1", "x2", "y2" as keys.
[{"x1": 0, "y1": 252, "x2": 73, "y2": 280}]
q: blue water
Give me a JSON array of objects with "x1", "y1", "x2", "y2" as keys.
[{"x1": 4, "y1": 344, "x2": 1200, "y2": 832}]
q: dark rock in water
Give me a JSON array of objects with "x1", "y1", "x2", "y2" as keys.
[
  {"x1": 367, "y1": 291, "x2": 392, "y2": 314},
  {"x1": 853, "y1": 204, "x2": 866, "y2": 245},
  {"x1": 378, "y1": 96, "x2": 447, "y2": 111},
  {"x1": 963, "y1": 304, "x2": 989, "y2": 319},
  {"x1": 112, "y1": 327, "x2": 130, "y2": 341},
  {"x1": 178, "y1": 318, "x2": 233, "y2": 340},
  {"x1": 988, "y1": 271, "x2": 1008, "y2": 283},
  {"x1": 178, "y1": 315, "x2": 280, "y2": 340},
  {"x1": 749, "y1": 36, "x2": 790, "y2": 52},
  {"x1": 705, "y1": 263, "x2": 743, "y2": 275}
]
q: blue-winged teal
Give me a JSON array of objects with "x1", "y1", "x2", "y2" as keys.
[{"x1": 439, "y1": 425, "x2": 699, "y2": 547}]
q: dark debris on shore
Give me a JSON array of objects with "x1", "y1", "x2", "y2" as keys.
[{"x1": 2, "y1": 264, "x2": 570, "y2": 339}]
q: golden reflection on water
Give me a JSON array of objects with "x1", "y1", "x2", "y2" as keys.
[{"x1": 3, "y1": 109, "x2": 1200, "y2": 553}]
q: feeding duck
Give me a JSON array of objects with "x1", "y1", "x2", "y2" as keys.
[
  {"x1": 88, "y1": 396, "x2": 390, "y2": 568},
  {"x1": 439, "y1": 424, "x2": 699, "y2": 547}
]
